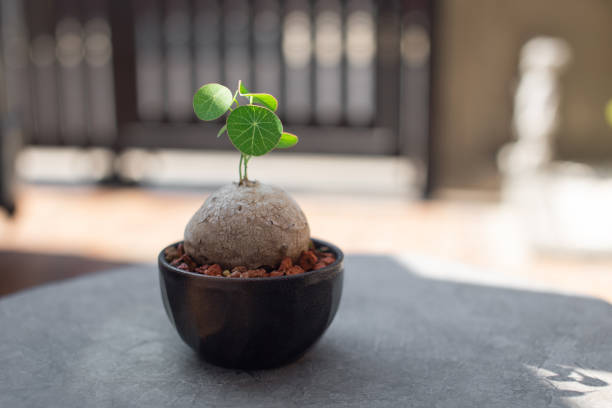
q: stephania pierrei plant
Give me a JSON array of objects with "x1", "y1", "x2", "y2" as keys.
[
  {"x1": 170, "y1": 80, "x2": 338, "y2": 275},
  {"x1": 192, "y1": 81, "x2": 298, "y2": 184},
  {"x1": 159, "y1": 81, "x2": 344, "y2": 369}
]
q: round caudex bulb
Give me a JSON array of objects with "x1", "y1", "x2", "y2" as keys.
[{"x1": 184, "y1": 181, "x2": 310, "y2": 269}]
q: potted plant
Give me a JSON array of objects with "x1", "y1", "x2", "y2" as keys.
[{"x1": 158, "y1": 81, "x2": 344, "y2": 369}]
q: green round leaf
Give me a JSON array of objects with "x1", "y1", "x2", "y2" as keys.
[
  {"x1": 226, "y1": 105, "x2": 283, "y2": 156},
  {"x1": 216, "y1": 124, "x2": 227, "y2": 138},
  {"x1": 238, "y1": 81, "x2": 278, "y2": 111},
  {"x1": 250, "y1": 93, "x2": 278, "y2": 111},
  {"x1": 276, "y1": 132, "x2": 298, "y2": 149},
  {"x1": 193, "y1": 83, "x2": 233, "y2": 121},
  {"x1": 239, "y1": 80, "x2": 250, "y2": 95}
]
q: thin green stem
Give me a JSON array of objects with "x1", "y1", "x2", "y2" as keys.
[
  {"x1": 243, "y1": 155, "x2": 250, "y2": 181},
  {"x1": 235, "y1": 83, "x2": 253, "y2": 184},
  {"x1": 231, "y1": 87, "x2": 240, "y2": 110},
  {"x1": 238, "y1": 154, "x2": 243, "y2": 182}
]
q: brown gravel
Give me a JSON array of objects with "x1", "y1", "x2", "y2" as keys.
[
  {"x1": 164, "y1": 242, "x2": 337, "y2": 278},
  {"x1": 299, "y1": 251, "x2": 318, "y2": 271},
  {"x1": 279, "y1": 257, "x2": 293, "y2": 272},
  {"x1": 204, "y1": 264, "x2": 223, "y2": 276},
  {"x1": 286, "y1": 265, "x2": 305, "y2": 275}
]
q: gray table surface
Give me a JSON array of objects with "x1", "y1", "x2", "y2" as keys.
[{"x1": 1, "y1": 255, "x2": 611, "y2": 408}]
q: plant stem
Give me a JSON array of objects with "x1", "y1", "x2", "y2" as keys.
[
  {"x1": 243, "y1": 155, "x2": 250, "y2": 181},
  {"x1": 236, "y1": 84, "x2": 251, "y2": 184},
  {"x1": 238, "y1": 154, "x2": 243, "y2": 182},
  {"x1": 238, "y1": 154, "x2": 251, "y2": 183},
  {"x1": 231, "y1": 87, "x2": 240, "y2": 109}
]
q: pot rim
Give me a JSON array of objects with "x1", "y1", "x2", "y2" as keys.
[{"x1": 158, "y1": 237, "x2": 344, "y2": 282}]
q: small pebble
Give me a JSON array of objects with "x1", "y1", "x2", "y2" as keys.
[
  {"x1": 205, "y1": 264, "x2": 222, "y2": 276},
  {"x1": 299, "y1": 251, "x2": 318, "y2": 271},
  {"x1": 241, "y1": 268, "x2": 265, "y2": 278},
  {"x1": 164, "y1": 246, "x2": 180, "y2": 262},
  {"x1": 194, "y1": 264, "x2": 209, "y2": 274},
  {"x1": 321, "y1": 256, "x2": 335, "y2": 266},
  {"x1": 286, "y1": 265, "x2": 305, "y2": 275},
  {"x1": 279, "y1": 257, "x2": 293, "y2": 272},
  {"x1": 232, "y1": 266, "x2": 247, "y2": 274},
  {"x1": 181, "y1": 254, "x2": 197, "y2": 269}
]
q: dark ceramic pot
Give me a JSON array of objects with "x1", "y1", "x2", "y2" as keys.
[{"x1": 158, "y1": 238, "x2": 344, "y2": 369}]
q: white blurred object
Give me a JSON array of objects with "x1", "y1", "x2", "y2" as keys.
[
  {"x1": 499, "y1": 37, "x2": 612, "y2": 255},
  {"x1": 501, "y1": 37, "x2": 572, "y2": 174},
  {"x1": 501, "y1": 163, "x2": 612, "y2": 254},
  {"x1": 16, "y1": 147, "x2": 418, "y2": 197}
]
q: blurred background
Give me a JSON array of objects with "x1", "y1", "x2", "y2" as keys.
[{"x1": 0, "y1": 0, "x2": 611, "y2": 300}]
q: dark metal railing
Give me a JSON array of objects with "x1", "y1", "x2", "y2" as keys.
[{"x1": 2, "y1": 0, "x2": 435, "y2": 194}]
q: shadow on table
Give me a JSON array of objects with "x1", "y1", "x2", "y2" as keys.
[
  {"x1": 0, "y1": 250, "x2": 131, "y2": 296},
  {"x1": 175, "y1": 255, "x2": 612, "y2": 407}
]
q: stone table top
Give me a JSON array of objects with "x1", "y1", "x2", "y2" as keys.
[{"x1": 1, "y1": 255, "x2": 611, "y2": 408}]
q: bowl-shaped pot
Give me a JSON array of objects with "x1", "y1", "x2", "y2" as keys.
[{"x1": 158, "y1": 238, "x2": 344, "y2": 369}]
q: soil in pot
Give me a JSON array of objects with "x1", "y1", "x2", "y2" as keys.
[{"x1": 164, "y1": 241, "x2": 337, "y2": 278}]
